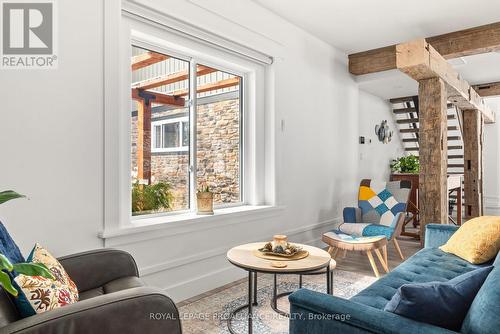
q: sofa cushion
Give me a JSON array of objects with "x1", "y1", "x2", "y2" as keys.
[
  {"x1": 79, "y1": 276, "x2": 144, "y2": 301},
  {"x1": 12, "y1": 244, "x2": 79, "y2": 317},
  {"x1": 384, "y1": 266, "x2": 493, "y2": 331},
  {"x1": 461, "y1": 253, "x2": 500, "y2": 334},
  {"x1": 440, "y1": 216, "x2": 500, "y2": 264},
  {"x1": 350, "y1": 248, "x2": 485, "y2": 310}
]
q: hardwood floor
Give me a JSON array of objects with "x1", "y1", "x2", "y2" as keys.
[{"x1": 334, "y1": 237, "x2": 421, "y2": 277}]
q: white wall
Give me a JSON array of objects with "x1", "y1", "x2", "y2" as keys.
[
  {"x1": 0, "y1": 0, "x2": 104, "y2": 255},
  {"x1": 358, "y1": 91, "x2": 404, "y2": 180},
  {"x1": 0, "y1": 0, "x2": 395, "y2": 302},
  {"x1": 484, "y1": 97, "x2": 500, "y2": 215}
]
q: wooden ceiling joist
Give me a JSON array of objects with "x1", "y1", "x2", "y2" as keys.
[
  {"x1": 172, "y1": 77, "x2": 240, "y2": 97},
  {"x1": 395, "y1": 39, "x2": 495, "y2": 123},
  {"x1": 131, "y1": 52, "x2": 169, "y2": 71},
  {"x1": 132, "y1": 65, "x2": 216, "y2": 90},
  {"x1": 349, "y1": 21, "x2": 500, "y2": 75},
  {"x1": 426, "y1": 22, "x2": 500, "y2": 59},
  {"x1": 131, "y1": 88, "x2": 185, "y2": 107},
  {"x1": 473, "y1": 81, "x2": 500, "y2": 97}
]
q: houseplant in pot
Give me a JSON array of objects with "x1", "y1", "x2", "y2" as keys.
[
  {"x1": 0, "y1": 190, "x2": 54, "y2": 296},
  {"x1": 390, "y1": 154, "x2": 420, "y2": 174},
  {"x1": 196, "y1": 184, "x2": 214, "y2": 215}
]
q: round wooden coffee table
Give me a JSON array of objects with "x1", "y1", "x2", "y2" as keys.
[{"x1": 226, "y1": 242, "x2": 334, "y2": 334}]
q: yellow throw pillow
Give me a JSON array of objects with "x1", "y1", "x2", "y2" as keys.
[{"x1": 440, "y1": 216, "x2": 500, "y2": 264}]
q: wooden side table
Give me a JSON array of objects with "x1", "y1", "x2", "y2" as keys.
[{"x1": 226, "y1": 243, "x2": 332, "y2": 334}]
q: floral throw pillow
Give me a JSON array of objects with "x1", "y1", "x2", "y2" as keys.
[{"x1": 13, "y1": 243, "x2": 79, "y2": 317}]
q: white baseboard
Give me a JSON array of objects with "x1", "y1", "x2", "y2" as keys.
[
  {"x1": 141, "y1": 219, "x2": 338, "y2": 302},
  {"x1": 484, "y1": 196, "x2": 500, "y2": 208},
  {"x1": 484, "y1": 196, "x2": 500, "y2": 215}
]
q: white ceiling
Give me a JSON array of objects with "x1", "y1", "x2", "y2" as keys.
[
  {"x1": 252, "y1": 0, "x2": 500, "y2": 54},
  {"x1": 252, "y1": 0, "x2": 500, "y2": 104}
]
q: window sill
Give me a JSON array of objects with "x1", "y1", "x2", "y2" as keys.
[{"x1": 99, "y1": 205, "x2": 284, "y2": 244}]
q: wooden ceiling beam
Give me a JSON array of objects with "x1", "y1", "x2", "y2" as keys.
[
  {"x1": 131, "y1": 52, "x2": 169, "y2": 71},
  {"x1": 426, "y1": 22, "x2": 500, "y2": 59},
  {"x1": 396, "y1": 39, "x2": 495, "y2": 123},
  {"x1": 172, "y1": 77, "x2": 240, "y2": 97},
  {"x1": 131, "y1": 88, "x2": 185, "y2": 107},
  {"x1": 472, "y1": 81, "x2": 500, "y2": 97},
  {"x1": 349, "y1": 21, "x2": 500, "y2": 75},
  {"x1": 132, "y1": 65, "x2": 216, "y2": 90}
]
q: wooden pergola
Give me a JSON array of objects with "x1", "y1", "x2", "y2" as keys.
[
  {"x1": 349, "y1": 22, "x2": 500, "y2": 240},
  {"x1": 130, "y1": 52, "x2": 240, "y2": 184}
]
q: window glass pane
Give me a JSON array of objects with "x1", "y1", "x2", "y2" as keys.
[
  {"x1": 182, "y1": 121, "x2": 189, "y2": 147},
  {"x1": 154, "y1": 125, "x2": 161, "y2": 148},
  {"x1": 196, "y1": 64, "x2": 241, "y2": 204},
  {"x1": 131, "y1": 46, "x2": 190, "y2": 215},
  {"x1": 163, "y1": 123, "x2": 179, "y2": 148}
]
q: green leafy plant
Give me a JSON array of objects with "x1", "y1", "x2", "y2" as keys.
[
  {"x1": 0, "y1": 190, "x2": 25, "y2": 205},
  {"x1": 0, "y1": 255, "x2": 54, "y2": 297},
  {"x1": 132, "y1": 181, "x2": 173, "y2": 214},
  {"x1": 0, "y1": 190, "x2": 54, "y2": 297},
  {"x1": 390, "y1": 155, "x2": 420, "y2": 174},
  {"x1": 197, "y1": 183, "x2": 211, "y2": 194}
]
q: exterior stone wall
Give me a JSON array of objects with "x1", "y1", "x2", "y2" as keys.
[{"x1": 131, "y1": 96, "x2": 240, "y2": 211}]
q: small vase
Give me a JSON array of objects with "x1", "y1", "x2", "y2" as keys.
[
  {"x1": 196, "y1": 192, "x2": 214, "y2": 215},
  {"x1": 272, "y1": 235, "x2": 288, "y2": 250}
]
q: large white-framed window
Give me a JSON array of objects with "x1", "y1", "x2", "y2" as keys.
[
  {"x1": 103, "y1": 2, "x2": 274, "y2": 235},
  {"x1": 130, "y1": 42, "x2": 245, "y2": 216}
]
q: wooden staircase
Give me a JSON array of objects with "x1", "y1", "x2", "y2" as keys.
[
  {"x1": 390, "y1": 96, "x2": 465, "y2": 175},
  {"x1": 390, "y1": 96, "x2": 465, "y2": 227}
]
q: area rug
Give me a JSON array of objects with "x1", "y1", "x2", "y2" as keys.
[{"x1": 179, "y1": 270, "x2": 377, "y2": 334}]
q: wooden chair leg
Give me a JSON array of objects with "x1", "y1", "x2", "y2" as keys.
[
  {"x1": 366, "y1": 250, "x2": 380, "y2": 278},
  {"x1": 393, "y1": 238, "x2": 405, "y2": 260},
  {"x1": 332, "y1": 247, "x2": 341, "y2": 259},
  {"x1": 374, "y1": 248, "x2": 389, "y2": 273},
  {"x1": 382, "y1": 245, "x2": 388, "y2": 270},
  {"x1": 327, "y1": 246, "x2": 334, "y2": 256}
]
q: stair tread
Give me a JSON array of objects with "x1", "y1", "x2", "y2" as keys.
[
  {"x1": 400, "y1": 126, "x2": 458, "y2": 133},
  {"x1": 405, "y1": 145, "x2": 462, "y2": 151},
  {"x1": 396, "y1": 115, "x2": 455, "y2": 124},
  {"x1": 402, "y1": 136, "x2": 461, "y2": 142}
]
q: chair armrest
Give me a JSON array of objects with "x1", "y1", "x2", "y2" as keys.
[
  {"x1": 1, "y1": 287, "x2": 181, "y2": 334},
  {"x1": 289, "y1": 289, "x2": 458, "y2": 334},
  {"x1": 343, "y1": 207, "x2": 361, "y2": 223},
  {"x1": 58, "y1": 249, "x2": 139, "y2": 292},
  {"x1": 424, "y1": 224, "x2": 459, "y2": 249}
]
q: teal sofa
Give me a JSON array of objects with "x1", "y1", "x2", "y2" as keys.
[{"x1": 289, "y1": 224, "x2": 499, "y2": 334}]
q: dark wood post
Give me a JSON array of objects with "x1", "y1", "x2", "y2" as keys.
[
  {"x1": 463, "y1": 110, "x2": 484, "y2": 218},
  {"x1": 418, "y1": 77, "x2": 448, "y2": 242}
]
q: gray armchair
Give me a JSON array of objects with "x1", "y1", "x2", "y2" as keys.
[{"x1": 0, "y1": 249, "x2": 182, "y2": 334}]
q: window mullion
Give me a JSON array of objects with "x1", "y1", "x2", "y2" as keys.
[{"x1": 188, "y1": 60, "x2": 198, "y2": 211}]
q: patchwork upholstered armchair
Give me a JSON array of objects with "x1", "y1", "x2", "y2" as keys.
[{"x1": 334, "y1": 179, "x2": 411, "y2": 259}]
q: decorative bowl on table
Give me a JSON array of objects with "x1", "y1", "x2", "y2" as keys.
[{"x1": 258, "y1": 235, "x2": 303, "y2": 257}]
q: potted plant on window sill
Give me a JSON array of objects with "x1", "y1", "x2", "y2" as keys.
[{"x1": 196, "y1": 184, "x2": 214, "y2": 215}]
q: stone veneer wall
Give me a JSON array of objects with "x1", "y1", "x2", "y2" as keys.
[{"x1": 131, "y1": 96, "x2": 240, "y2": 211}]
